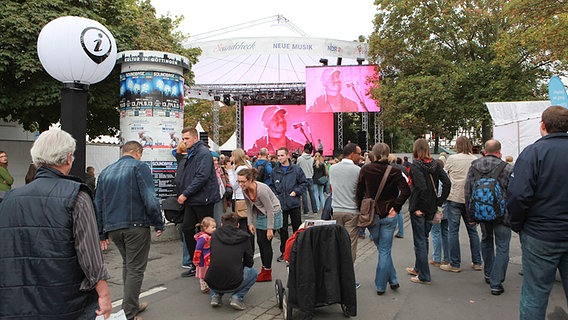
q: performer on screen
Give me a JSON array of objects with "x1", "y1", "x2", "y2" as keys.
[
  {"x1": 247, "y1": 106, "x2": 304, "y2": 156},
  {"x1": 307, "y1": 68, "x2": 359, "y2": 113}
]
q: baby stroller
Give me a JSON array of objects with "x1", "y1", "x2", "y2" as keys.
[{"x1": 275, "y1": 224, "x2": 357, "y2": 319}]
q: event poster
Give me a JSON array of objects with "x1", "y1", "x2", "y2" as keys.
[
  {"x1": 243, "y1": 105, "x2": 334, "y2": 156},
  {"x1": 119, "y1": 71, "x2": 184, "y2": 161},
  {"x1": 305, "y1": 65, "x2": 380, "y2": 113}
]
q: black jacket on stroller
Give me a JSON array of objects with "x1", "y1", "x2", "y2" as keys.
[{"x1": 287, "y1": 224, "x2": 357, "y2": 316}]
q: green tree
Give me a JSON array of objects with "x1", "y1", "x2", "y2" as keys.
[
  {"x1": 0, "y1": 0, "x2": 200, "y2": 137},
  {"x1": 184, "y1": 99, "x2": 236, "y2": 146},
  {"x1": 369, "y1": 0, "x2": 563, "y2": 148}
]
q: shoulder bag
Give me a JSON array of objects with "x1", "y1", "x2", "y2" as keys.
[{"x1": 358, "y1": 165, "x2": 392, "y2": 227}]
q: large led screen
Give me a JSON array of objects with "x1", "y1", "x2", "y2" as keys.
[
  {"x1": 305, "y1": 65, "x2": 379, "y2": 113},
  {"x1": 243, "y1": 105, "x2": 334, "y2": 156}
]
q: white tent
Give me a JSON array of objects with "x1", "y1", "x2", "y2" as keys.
[
  {"x1": 220, "y1": 131, "x2": 237, "y2": 151},
  {"x1": 485, "y1": 101, "x2": 550, "y2": 160}
]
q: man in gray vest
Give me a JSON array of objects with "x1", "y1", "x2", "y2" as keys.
[{"x1": 0, "y1": 129, "x2": 111, "y2": 319}]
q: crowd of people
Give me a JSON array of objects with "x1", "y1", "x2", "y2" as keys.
[{"x1": 0, "y1": 106, "x2": 567, "y2": 320}]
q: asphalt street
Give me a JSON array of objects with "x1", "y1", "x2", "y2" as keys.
[{"x1": 101, "y1": 211, "x2": 568, "y2": 320}]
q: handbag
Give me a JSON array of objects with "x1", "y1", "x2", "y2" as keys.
[
  {"x1": 235, "y1": 199, "x2": 248, "y2": 218},
  {"x1": 317, "y1": 176, "x2": 328, "y2": 185},
  {"x1": 162, "y1": 196, "x2": 184, "y2": 224},
  {"x1": 358, "y1": 165, "x2": 392, "y2": 227}
]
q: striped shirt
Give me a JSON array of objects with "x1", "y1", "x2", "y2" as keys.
[{"x1": 72, "y1": 191, "x2": 110, "y2": 290}]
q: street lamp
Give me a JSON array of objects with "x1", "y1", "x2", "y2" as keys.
[{"x1": 37, "y1": 16, "x2": 117, "y2": 179}]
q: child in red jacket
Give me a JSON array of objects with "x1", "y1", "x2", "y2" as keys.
[{"x1": 193, "y1": 217, "x2": 216, "y2": 293}]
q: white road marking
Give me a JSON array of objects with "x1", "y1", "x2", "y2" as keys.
[{"x1": 111, "y1": 286, "x2": 167, "y2": 308}]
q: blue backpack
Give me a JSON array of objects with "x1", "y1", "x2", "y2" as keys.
[{"x1": 468, "y1": 162, "x2": 507, "y2": 222}]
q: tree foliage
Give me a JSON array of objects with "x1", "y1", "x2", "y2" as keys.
[
  {"x1": 0, "y1": 0, "x2": 200, "y2": 137},
  {"x1": 368, "y1": 0, "x2": 566, "y2": 143},
  {"x1": 184, "y1": 99, "x2": 236, "y2": 147}
]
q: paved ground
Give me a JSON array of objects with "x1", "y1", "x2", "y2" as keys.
[{"x1": 101, "y1": 211, "x2": 568, "y2": 320}]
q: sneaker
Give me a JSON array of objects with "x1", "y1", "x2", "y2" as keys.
[
  {"x1": 394, "y1": 235, "x2": 404, "y2": 239},
  {"x1": 355, "y1": 282, "x2": 361, "y2": 289},
  {"x1": 210, "y1": 294, "x2": 221, "y2": 307},
  {"x1": 390, "y1": 283, "x2": 400, "y2": 290},
  {"x1": 484, "y1": 276, "x2": 491, "y2": 284},
  {"x1": 440, "y1": 264, "x2": 461, "y2": 273},
  {"x1": 181, "y1": 268, "x2": 196, "y2": 277},
  {"x1": 229, "y1": 298, "x2": 246, "y2": 311},
  {"x1": 276, "y1": 254, "x2": 285, "y2": 262},
  {"x1": 472, "y1": 263, "x2": 483, "y2": 271},
  {"x1": 410, "y1": 276, "x2": 431, "y2": 285},
  {"x1": 405, "y1": 267, "x2": 419, "y2": 276},
  {"x1": 491, "y1": 286, "x2": 504, "y2": 295},
  {"x1": 181, "y1": 265, "x2": 191, "y2": 269},
  {"x1": 429, "y1": 259, "x2": 441, "y2": 267}
]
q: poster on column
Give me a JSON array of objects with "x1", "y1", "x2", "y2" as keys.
[{"x1": 119, "y1": 71, "x2": 184, "y2": 161}]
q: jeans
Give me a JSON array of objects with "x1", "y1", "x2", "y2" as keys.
[
  {"x1": 410, "y1": 211, "x2": 432, "y2": 282},
  {"x1": 182, "y1": 235, "x2": 191, "y2": 267},
  {"x1": 368, "y1": 215, "x2": 398, "y2": 292},
  {"x1": 396, "y1": 210, "x2": 404, "y2": 237},
  {"x1": 210, "y1": 267, "x2": 258, "y2": 302},
  {"x1": 431, "y1": 219, "x2": 449, "y2": 263},
  {"x1": 109, "y1": 227, "x2": 151, "y2": 320},
  {"x1": 519, "y1": 233, "x2": 568, "y2": 320},
  {"x1": 301, "y1": 178, "x2": 318, "y2": 214},
  {"x1": 446, "y1": 201, "x2": 482, "y2": 268},
  {"x1": 480, "y1": 222, "x2": 511, "y2": 289},
  {"x1": 278, "y1": 207, "x2": 302, "y2": 254},
  {"x1": 313, "y1": 183, "x2": 326, "y2": 211}
]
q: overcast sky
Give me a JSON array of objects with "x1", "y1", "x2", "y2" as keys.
[{"x1": 150, "y1": 0, "x2": 377, "y2": 42}]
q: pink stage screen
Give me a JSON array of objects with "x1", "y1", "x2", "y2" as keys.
[
  {"x1": 243, "y1": 105, "x2": 334, "y2": 156},
  {"x1": 305, "y1": 65, "x2": 379, "y2": 113}
]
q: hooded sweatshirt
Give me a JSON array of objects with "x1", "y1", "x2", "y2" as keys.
[
  {"x1": 204, "y1": 225, "x2": 253, "y2": 291},
  {"x1": 408, "y1": 159, "x2": 451, "y2": 216},
  {"x1": 464, "y1": 155, "x2": 513, "y2": 223},
  {"x1": 296, "y1": 153, "x2": 314, "y2": 178}
]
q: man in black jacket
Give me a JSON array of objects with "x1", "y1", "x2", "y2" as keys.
[
  {"x1": 177, "y1": 127, "x2": 221, "y2": 277},
  {"x1": 205, "y1": 213, "x2": 257, "y2": 311},
  {"x1": 507, "y1": 106, "x2": 568, "y2": 319}
]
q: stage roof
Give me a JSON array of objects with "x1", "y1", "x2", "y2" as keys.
[{"x1": 187, "y1": 36, "x2": 369, "y2": 87}]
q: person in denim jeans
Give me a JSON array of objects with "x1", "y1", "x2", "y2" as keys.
[
  {"x1": 406, "y1": 139, "x2": 451, "y2": 284},
  {"x1": 356, "y1": 143, "x2": 410, "y2": 294},
  {"x1": 441, "y1": 136, "x2": 482, "y2": 273},
  {"x1": 465, "y1": 140, "x2": 513, "y2": 295},
  {"x1": 507, "y1": 106, "x2": 568, "y2": 319}
]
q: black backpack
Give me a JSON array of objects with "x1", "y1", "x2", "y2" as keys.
[{"x1": 468, "y1": 162, "x2": 507, "y2": 222}]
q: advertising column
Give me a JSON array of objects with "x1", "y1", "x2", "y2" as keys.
[{"x1": 117, "y1": 50, "x2": 190, "y2": 199}]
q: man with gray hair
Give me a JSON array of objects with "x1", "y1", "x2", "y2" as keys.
[
  {"x1": 0, "y1": 129, "x2": 112, "y2": 319},
  {"x1": 95, "y1": 141, "x2": 164, "y2": 320}
]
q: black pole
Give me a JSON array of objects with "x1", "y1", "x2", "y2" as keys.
[{"x1": 61, "y1": 83, "x2": 89, "y2": 181}]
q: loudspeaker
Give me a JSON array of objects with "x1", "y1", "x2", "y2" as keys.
[
  {"x1": 199, "y1": 132, "x2": 209, "y2": 145},
  {"x1": 357, "y1": 130, "x2": 367, "y2": 152}
]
